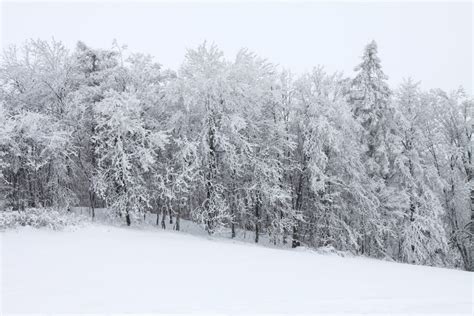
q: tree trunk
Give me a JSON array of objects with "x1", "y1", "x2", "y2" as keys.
[
  {"x1": 292, "y1": 173, "x2": 303, "y2": 248},
  {"x1": 175, "y1": 212, "x2": 180, "y2": 231},
  {"x1": 89, "y1": 190, "x2": 95, "y2": 220},
  {"x1": 205, "y1": 106, "x2": 217, "y2": 235},
  {"x1": 292, "y1": 226, "x2": 300, "y2": 248},
  {"x1": 470, "y1": 184, "x2": 474, "y2": 271},
  {"x1": 161, "y1": 208, "x2": 166, "y2": 229},
  {"x1": 255, "y1": 197, "x2": 260, "y2": 243},
  {"x1": 125, "y1": 212, "x2": 131, "y2": 226},
  {"x1": 281, "y1": 210, "x2": 287, "y2": 244},
  {"x1": 230, "y1": 195, "x2": 236, "y2": 239},
  {"x1": 230, "y1": 170, "x2": 236, "y2": 239}
]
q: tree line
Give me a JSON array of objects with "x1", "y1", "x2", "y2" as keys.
[{"x1": 0, "y1": 39, "x2": 472, "y2": 270}]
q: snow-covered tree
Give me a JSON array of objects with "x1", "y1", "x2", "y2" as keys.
[
  {"x1": 349, "y1": 41, "x2": 398, "y2": 256},
  {"x1": 229, "y1": 51, "x2": 297, "y2": 244},
  {"x1": 168, "y1": 43, "x2": 235, "y2": 234},
  {"x1": 70, "y1": 41, "x2": 125, "y2": 216},
  {"x1": 422, "y1": 88, "x2": 472, "y2": 269},
  {"x1": 293, "y1": 67, "x2": 380, "y2": 253},
  {"x1": 94, "y1": 91, "x2": 168, "y2": 225},
  {"x1": 390, "y1": 80, "x2": 448, "y2": 265},
  {"x1": 0, "y1": 38, "x2": 471, "y2": 270},
  {"x1": 0, "y1": 40, "x2": 78, "y2": 210},
  {"x1": 351, "y1": 40, "x2": 392, "y2": 179}
]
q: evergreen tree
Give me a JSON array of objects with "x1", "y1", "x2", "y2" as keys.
[
  {"x1": 350, "y1": 40, "x2": 394, "y2": 255},
  {"x1": 351, "y1": 40, "x2": 392, "y2": 178}
]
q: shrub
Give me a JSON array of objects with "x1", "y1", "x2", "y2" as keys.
[{"x1": 0, "y1": 208, "x2": 87, "y2": 230}]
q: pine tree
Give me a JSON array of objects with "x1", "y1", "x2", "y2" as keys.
[
  {"x1": 350, "y1": 41, "x2": 394, "y2": 255},
  {"x1": 351, "y1": 40, "x2": 392, "y2": 179}
]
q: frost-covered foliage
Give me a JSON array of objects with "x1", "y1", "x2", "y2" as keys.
[
  {"x1": 0, "y1": 40, "x2": 78, "y2": 210},
  {"x1": 0, "y1": 39, "x2": 472, "y2": 270},
  {"x1": 93, "y1": 90, "x2": 168, "y2": 225},
  {"x1": 0, "y1": 208, "x2": 86, "y2": 230},
  {"x1": 292, "y1": 68, "x2": 381, "y2": 254},
  {"x1": 388, "y1": 80, "x2": 449, "y2": 266}
]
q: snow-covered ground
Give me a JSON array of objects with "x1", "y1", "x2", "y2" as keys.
[{"x1": 1, "y1": 223, "x2": 472, "y2": 314}]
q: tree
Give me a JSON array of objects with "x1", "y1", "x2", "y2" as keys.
[
  {"x1": 71, "y1": 41, "x2": 124, "y2": 217},
  {"x1": 350, "y1": 41, "x2": 394, "y2": 256},
  {"x1": 0, "y1": 40, "x2": 78, "y2": 210},
  {"x1": 229, "y1": 50, "x2": 297, "y2": 244},
  {"x1": 351, "y1": 40, "x2": 392, "y2": 179},
  {"x1": 423, "y1": 88, "x2": 472, "y2": 269},
  {"x1": 94, "y1": 91, "x2": 168, "y2": 225},
  {"x1": 391, "y1": 80, "x2": 448, "y2": 265},
  {"x1": 171, "y1": 43, "x2": 234, "y2": 234},
  {"x1": 293, "y1": 67, "x2": 380, "y2": 253}
]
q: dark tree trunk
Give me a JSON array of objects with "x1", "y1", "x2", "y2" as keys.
[
  {"x1": 467, "y1": 150, "x2": 473, "y2": 271},
  {"x1": 281, "y1": 210, "x2": 287, "y2": 244},
  {"x1": 161, "y1": 208, "x2": 166, "y2": 229},
  {"x1": 255, "y1": 196, "x2": 260, "y2": 243},
  {"x1": 175, "y1": 212, "x2": 180, "y2": 231},
  {"x1": 292, "y1": 172, "x2": 303, "y2": 248},
  {"x1": 230, "y1": 196, "x2": 236, "y2": 239},
  {"x1": 292, "y1": 226, "x2": 300, "y2": 248},
  {"x1": 125, "y1": 212, "x2": 131, "y2": 226},
  {"x1": 230, "y1": 170, "x2": 236, "y2": 239},
  {"x1": 205, "y1": 104, "x2": 218, "y2": 235},
  {"x1": 89, "y1": 190, "x2": 95, "y2": 219},
  {"x1": 470, "y1": 185, "x2": 474, "y2": 271}
]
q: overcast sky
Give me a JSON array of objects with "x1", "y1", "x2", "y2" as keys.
[{"x1": 1, "y1": 1, "x2": 472, "y2": 93}]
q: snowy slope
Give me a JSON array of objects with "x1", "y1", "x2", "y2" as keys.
[{"x1": 1, "y1": 224, "x2": 472, "y2": 314}]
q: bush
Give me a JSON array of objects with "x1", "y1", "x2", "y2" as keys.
[{"x1": 0, "y1": 208, "x2": 87, "y2": 230}]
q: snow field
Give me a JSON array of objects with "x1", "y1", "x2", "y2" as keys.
[{"x1": 1, "y1": 224, "x2": 472, "y2": 314}]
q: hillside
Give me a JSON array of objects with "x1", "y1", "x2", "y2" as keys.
[{"x1": 1, "y1": 223, "x2": 472, "y2": 314}]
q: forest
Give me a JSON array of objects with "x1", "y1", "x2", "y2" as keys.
[{"x1": 0, "y1": 39, "x2": 472, "y2": 271}]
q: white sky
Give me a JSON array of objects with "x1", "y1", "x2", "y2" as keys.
[{"x1": 1, "y1": 0, "x2": 472, "y2": 93}]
